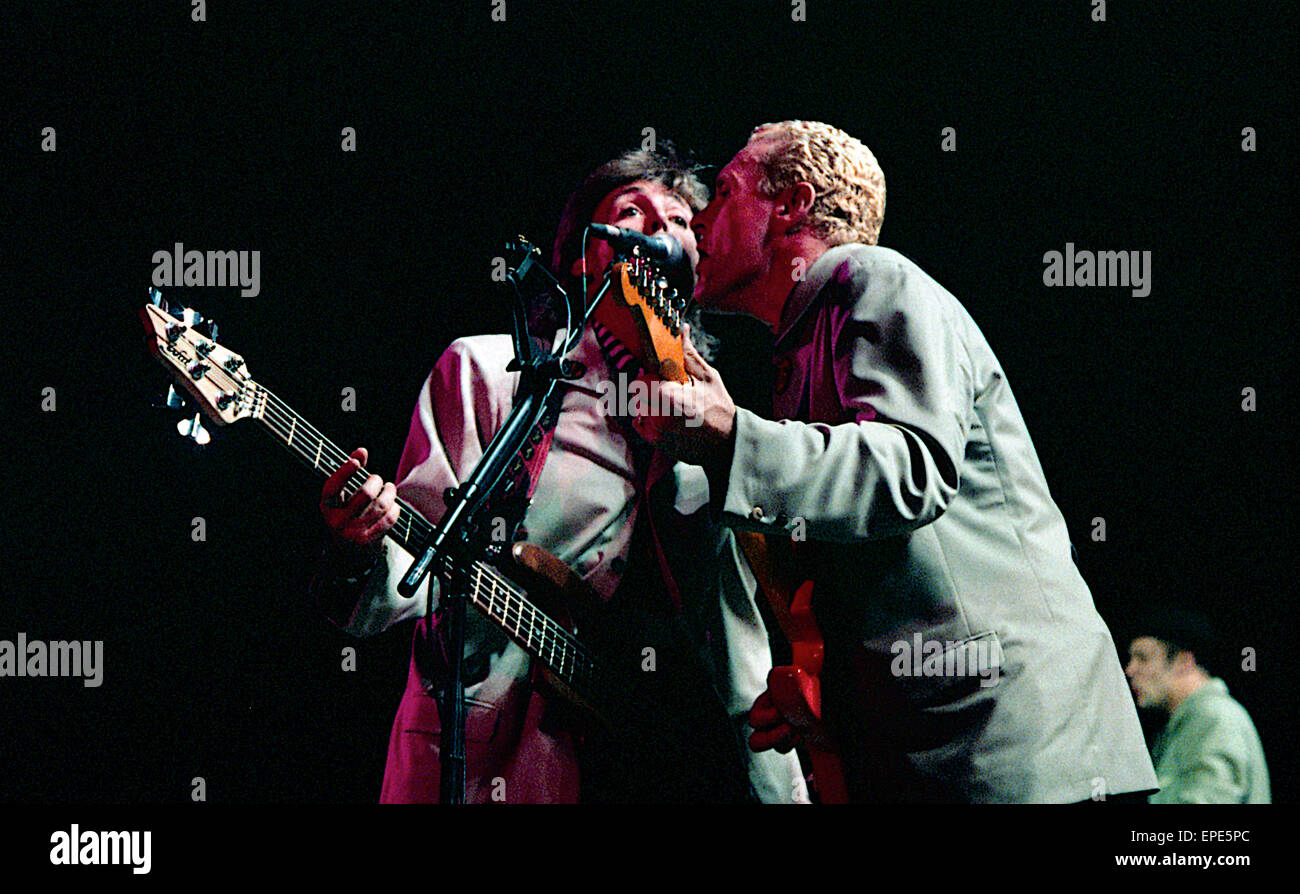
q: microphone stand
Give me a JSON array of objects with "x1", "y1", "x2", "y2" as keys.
[{"x1": 397, "y1": 238, "x2": 613, "y2": 804}]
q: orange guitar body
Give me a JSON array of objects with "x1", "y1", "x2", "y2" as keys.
[
  {"x1": 736, "y1": 533, "x2": 850, "y2": 804},
  {"x1": 778, "y1": 579, "x2": 851, "y2": 804}
]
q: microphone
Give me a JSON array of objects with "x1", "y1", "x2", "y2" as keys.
[{"x1": 586, "y1": 223, "x2": 688, "y2": 270}]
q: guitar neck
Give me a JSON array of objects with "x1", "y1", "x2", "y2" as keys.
[{"x1": 250, "y1": 383, "x2": 593, "y2": 691}]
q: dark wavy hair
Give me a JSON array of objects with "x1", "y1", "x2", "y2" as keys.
[{"x1": 537, "y1": 140, "x2": 718, "y2": 360}]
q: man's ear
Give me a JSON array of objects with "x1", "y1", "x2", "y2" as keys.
[{"x1": 773, "y1": 182, "x2": 816, "y2": 235}]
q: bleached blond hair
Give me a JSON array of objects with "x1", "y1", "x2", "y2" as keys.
[{"x1": 749, "y1": 120, "x2": 886, "y2": 246}]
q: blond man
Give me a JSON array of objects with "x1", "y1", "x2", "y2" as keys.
[{"x1": 635, "y1": 121, "x2": 1158, "y2": 802}]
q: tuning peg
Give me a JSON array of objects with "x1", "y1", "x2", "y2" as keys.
[
  {"x1": 181, "y1": 307, "x2": 204, "y2": 327},
  {"x1": 504, "y1": 235, "x2": 540, "y2": 256},
  {"x1": 176, "y1": 413, "x2": 211, "y2": 446},
  {"x1": 151, "y1": 382, "x2": 186, "y2": 410},
  {"x1": 157, "y1": 292, "x2": 186, "y2": 319}
]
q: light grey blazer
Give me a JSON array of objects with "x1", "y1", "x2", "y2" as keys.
[{"x1": 719, "y1": 243, "x2": 1158, "y2": 802}]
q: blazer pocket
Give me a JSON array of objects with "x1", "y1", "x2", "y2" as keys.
[{"x1": 890, "y1": 629, "x2": 1004, "y2": 707}]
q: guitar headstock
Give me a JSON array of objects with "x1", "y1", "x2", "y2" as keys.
[
  {"x1": 139, "y1": 289, "x2": 261, "y2": 426},
  {"x1": 607, "y1": 253, "x2": 690, "y2": 383}
]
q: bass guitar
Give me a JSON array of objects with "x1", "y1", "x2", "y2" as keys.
[{"x1": 139, "y1": 292, "x2": 611, "y2": 726}]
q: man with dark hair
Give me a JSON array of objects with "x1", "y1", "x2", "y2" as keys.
[
  {"x1": 311, "y1": 143, "x2": 804, "y2": 803},
  {"x1": 1126, "y1": 608, "x2": 1270, "y2": 803},
  {"x1": 544, "y1": 140, "x2": 718, "y2": 359}
]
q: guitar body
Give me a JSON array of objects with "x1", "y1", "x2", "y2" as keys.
[
  {"x1": 786, "y1": 580, "x2": 851, "y2": 804},
  {"x1": 736, "y1": 532, "x2": 851, "y2": 804},
  {"x1": 504, "y1": 543, "x2": 608, "y2": 730},
  {"x1": 409, "y1": 540, "x2": 611, "y2": 736}
]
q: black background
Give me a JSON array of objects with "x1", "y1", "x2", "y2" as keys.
[{"x1": 3, "y1": 1, "x2": 1294, "y2": 805}]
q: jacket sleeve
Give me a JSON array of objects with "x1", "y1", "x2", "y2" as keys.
[
  {"x1": 719, "y1": 250, "x2": 972, "y2": 543},
  {"x1": 311, "y1": 336, "x2": 514, "y2": 637}
]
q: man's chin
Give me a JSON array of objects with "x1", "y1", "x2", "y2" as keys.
[{"x1": 693, "y1": 279, "x2": 734, "y2": 311}]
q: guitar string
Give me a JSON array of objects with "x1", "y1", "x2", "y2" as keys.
[
  {"x1": 159, "y1": 328, "x2": 592, "y2": 686},
  {"x1": 157, "y1": 262, "x2": 670, "y2": 711},
  {"x1": 163, "y1": 325, "x2": 588, "y2": 682},
  {"x1": 258, "y1": 389, "x2": 588, "y2": 680},
  {"x1": 250, "y1": 389, "x2": 589, "y2": 679}
]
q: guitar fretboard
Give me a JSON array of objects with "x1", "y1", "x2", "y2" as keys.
[{"x1": 250, "y1": 383, "x2": 594, "y2": 691}]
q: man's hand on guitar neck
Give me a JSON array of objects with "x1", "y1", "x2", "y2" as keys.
[
  {"x1": 631, "y1": 325, "x2": 738, "y2": 476},
  {"x1": 320, "y1": 446, "x2": 398, "y2": 572}
]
